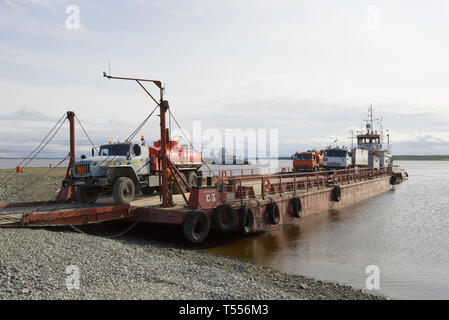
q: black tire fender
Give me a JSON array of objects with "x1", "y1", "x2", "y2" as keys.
[
  {"x1": 332, "y1": 185, "x2": 341, "y2": 202},
  {"x1": 292, "y1": 197, "x2": 302, "y2": 218},
  {"x1": 267, "y1": 202, "x2": 280, "y2": 225},
  {"x1": 183, "y1": 210, "x2": 211, "y2": 243},
  {"x1": 390, "y1": 175, "x2": 397, "y2": 185},
  {"x1": 239, "y1": 206, "x2": 255, "y2": 235},
  {"x1": 213, "y1": 204, "x2": 235, "y2": 232}
]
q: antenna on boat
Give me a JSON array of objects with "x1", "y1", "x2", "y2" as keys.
[
  {"x1": 348, "y1": 129, "x2": 355, "y2": 149},
  {"x1": 363, "y1": 104, "x2": 379, "y2": 135}
]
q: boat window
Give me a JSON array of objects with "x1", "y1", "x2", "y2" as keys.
[{"x1": 99, "y1": 145, "x2": 130, "y2": 156}]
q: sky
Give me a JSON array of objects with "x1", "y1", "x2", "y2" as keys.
[{"x1": 0, "y1": 0, "x2": 448, "y2": 158}]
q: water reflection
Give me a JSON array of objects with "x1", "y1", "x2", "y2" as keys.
[
  {"x1": 59, "y1": 161, "x2": 449, "y2": 299},
  {"x1": 205, "y1": 161, "x2": 449, "y2": 299}
]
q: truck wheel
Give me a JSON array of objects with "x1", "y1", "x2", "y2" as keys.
[
  {"x1": 183, "y1": 210, "x2": 210, "y2": 243},
  {"x1": 76, "y1": 187, "x2": 98, "y2": 204},
  {"x1": 172, "y1": 171, "x2": 198, "y2": 194},
  {"x1": 184, "y1": 170, "x2": 198, "y2": 189},
  {"x1": 112, "y1": 177, "x2": 135, "y2": 204}
]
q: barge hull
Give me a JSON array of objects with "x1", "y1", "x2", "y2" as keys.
[
  {"x1": 0, "y1": 167, "x2": 395, "y2": 242},
  {"x1": 130, "y1": 174, "x2": 393, "y2": 233}
]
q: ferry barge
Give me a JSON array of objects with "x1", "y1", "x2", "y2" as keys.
[{"x1": 0, "y1": 76, "x2": 406, "y2": 243}]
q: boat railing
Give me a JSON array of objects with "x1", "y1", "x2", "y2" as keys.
[{"x1": 217, "y1": 166, "x2": 393, "y2": 204}]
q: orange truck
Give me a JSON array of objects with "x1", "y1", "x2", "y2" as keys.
[{"x1": 292, "y1": 150, "x2": 323, "y2": 172}]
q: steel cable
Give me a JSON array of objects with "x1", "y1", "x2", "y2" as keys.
[
  {"x1": 0, "y1": 113, "x2": 67, "y2": 188},
  {"x1": 75, "y1": 115, "x2": 98, "y2": 154},
  {"x1": 168, "y1": 109, "x2": 217, "y2": 177}
]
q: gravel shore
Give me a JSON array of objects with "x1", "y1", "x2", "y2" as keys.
[
  {"x1": 0, "y1": 168, "x2": 385, "y2": 300},
  {"x1": 0, "y1": 167, "x2": 66, "y2": 203}
]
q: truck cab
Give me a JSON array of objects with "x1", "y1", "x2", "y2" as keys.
[
  {"x1": 292, "y1": 150, "x2": 322, "y2": 171},
  {"x1": 67, "y1": 138, "x2": 202, "y2": 205},
  {"x1": 322, "y1": 148, "x2": 352, "y2": 170},
  {"x1": 69, "y1": 142, "x2": 153, "y2": 204}
]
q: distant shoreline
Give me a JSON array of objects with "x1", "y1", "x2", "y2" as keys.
[
  {"x1": 278, "y1": 155, "x2": 449, "y2": 161},
  {"x1": 0, "y1": 158, "x2": 67, "y2": 160},
  {"x1": 2, "y1": 155, "x2": 449, "y2": 161},
  {"x1": 392, "y1": 155, "x2": 449, "y2": 161}
]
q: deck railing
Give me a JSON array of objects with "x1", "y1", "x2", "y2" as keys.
[
  {"x1": 201, "y1": 167, "x2": 292, "y2": 178},
  {"x1": 217, "y1": 166, "x2": 392, "y2": 204}
]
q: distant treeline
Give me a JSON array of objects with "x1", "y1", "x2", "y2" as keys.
[{"x1": 393, "y1": 155, "x2": 449, "y2": 161}]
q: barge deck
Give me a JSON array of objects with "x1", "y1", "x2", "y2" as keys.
[{"x1": 0, "y1": 167, "x2": 395, "y2": 242}]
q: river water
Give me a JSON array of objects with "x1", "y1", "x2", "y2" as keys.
[
  {"x1": 205, "y1": 161, "x2": 449, "y2": 299},
  {"x1": 2, "y1": 158, "x2": 447, "y2": 299}
]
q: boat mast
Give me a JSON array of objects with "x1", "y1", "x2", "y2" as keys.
[{"x1": 364, "y1": 104, "x2": 379, "y2": 135}]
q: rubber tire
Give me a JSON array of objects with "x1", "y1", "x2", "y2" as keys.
[
  {"x1": 267, "y1": 202, "x2": 280, "y2": 225},
  {"x1": 239, "y1": 206, "x2": 254, "y2": 235},
  {"x1": 76, "y1": 187, "x2": 98, "y2": 204},
  {"x1": 292, "y1": 197, "x2": 302, "y2": 218},
  {"x1": 112, "y1": 177, "x2": 135, "y2": 204},
  {"x1": 183, "y1": 210, "x2": 211, "y2": 243},
  {"x1": 172, "y1": 171, "x2": 197, "y2": 194},
  {"x1": 184, "y1": 170, "x2": 198, "y2": 189},
  {"x1": 390, "y1": 175, "x2": 397, "y2": 185},
  {"x1": 332, "y1": 185, "x2": 341, "y2": 202},
  {"x1": 213, "y1": 204, "x2": 235, "y2": 232}
]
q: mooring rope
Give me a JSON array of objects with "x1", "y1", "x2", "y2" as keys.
[{"x1": 68, "y1": 215, "x2": 140, "y2": 239}]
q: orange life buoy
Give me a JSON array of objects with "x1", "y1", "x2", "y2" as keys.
[{"x1": 263, "y1": 178, "x2": 271, "y2": 194}]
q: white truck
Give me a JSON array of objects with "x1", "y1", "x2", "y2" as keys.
[
  {"x1": 67, "y1": 142, "x2": 157, "y2": 204},
  {"x1": 352, "y1": 148, "x2": 369, "y2": 167},
  {"x1": 323, "y1": 147, "x2": 368, "y2": 170},
  {"x1": 66, "y1": 140, "x2": 202, "y2": 204},
  {"x1": 323, "y1": 148, "x2": 352, "y2": 170}
]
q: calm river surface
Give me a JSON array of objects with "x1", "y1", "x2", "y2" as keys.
[
  {"x1": 1, "y1": 158, "x2": 447, "y2": 299},
  {"x1": 206, "y1": 161, "x2": 449, "y2": 299}
]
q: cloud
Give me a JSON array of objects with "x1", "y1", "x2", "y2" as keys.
[
  {"x1": 0, "y1": 106, "x2": 56, "y2": 122},
  {"x1": 124, "y1": 0, "x2": 159, "y2": 8},
  {"x1": 171, "y1": 7, "x2": 204, "y2": 17},
  {"x1": 1, "y1": 1, "x2": 449, "y2": 158},
  {"x1": 3, "y1": 0, "x2": 63, "y2": 14}
]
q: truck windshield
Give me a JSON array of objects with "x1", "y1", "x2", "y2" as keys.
[
  {"x1": 325, "y1": 149, "x2": 347, "y2": 157},
  {"x1": 294, "y1": 154, "x2": 313, "y2": 160},
  {"x1": 99, "y1": 145, "x2": 130, "y2": 156}
]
